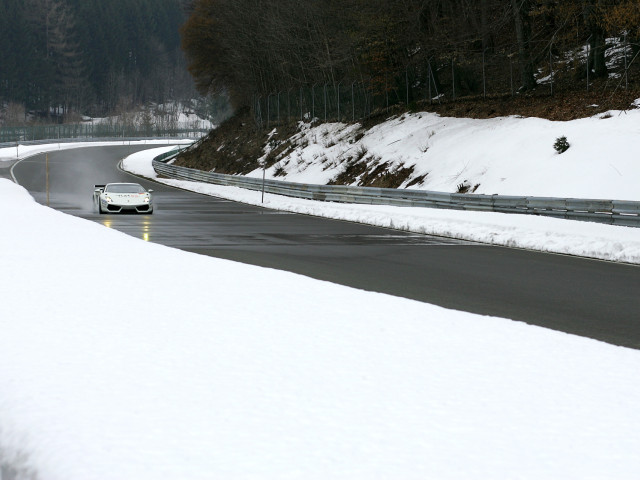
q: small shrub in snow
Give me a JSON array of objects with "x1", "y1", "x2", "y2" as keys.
[
  {"x1": 354, "y1": 144, "x2": 368, "y2": 161},
  {"x1": 406, "y1": 173, "x2": 428, "y2": 187},
  {"x1": 456, "y1": 181, "x2": 471, "y2": 193},
  {"x1": 456, "y1": 181, "x2": 479, "y2": 194},
  {"x1": 273, "y1": 163, "x2": 286, "y2": 177},
  {"x1": 554, "y1": 136, "x2": 570, "y2": 154}
]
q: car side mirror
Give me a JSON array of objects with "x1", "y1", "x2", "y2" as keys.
[
  {"x1": 148, "y1": 189, "x2": 154, "y2": 193},
  {"x1": 94, "y1": 189, "x2": 102, "y2": 193}
]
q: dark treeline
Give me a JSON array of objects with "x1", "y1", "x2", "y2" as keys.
[
  {"x1": 181, "y1": 0, "x2": 640, "y2": 111},
  {"x1": 0, "y1": 0, "x2": 196, "y2": 121}
]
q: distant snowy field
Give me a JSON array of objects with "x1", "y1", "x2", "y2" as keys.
[
  {"x1": 88, "y1": 101, "x2": 216, "y2": 131},
  {"x1": 1, "y1": 177, "x2": 640, "y2": 480}
]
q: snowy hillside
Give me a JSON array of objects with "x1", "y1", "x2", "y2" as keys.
[
  {"x1": 244, "y1": 101, "x2": 640, "y2": 201},
  {"x1": 88, "y1": 101, "x2": 216, "y2": 131}
]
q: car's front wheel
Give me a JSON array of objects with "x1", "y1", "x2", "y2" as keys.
[{"x1": 97, "y1": 200, "x2": 103, "y2": 214}]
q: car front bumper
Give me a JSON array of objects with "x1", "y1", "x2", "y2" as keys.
[{"x1": 100, "y1": 199, "x2": 153, "y2": 213}]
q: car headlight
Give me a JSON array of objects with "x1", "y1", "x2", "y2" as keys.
[
  {"x1": 144, "y1": 197, "x2": 150, "y2": 203},
  {"x1": 105, "y1": 196, "x2": 113, "y2": 203}
]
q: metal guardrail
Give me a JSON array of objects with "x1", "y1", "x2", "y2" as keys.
[
  {"x1": 153, "y1": 150, "x2": 640, "y2": 227},
  {"x1": 0, "y1": 124, "x2": 208, "y2": 143}
]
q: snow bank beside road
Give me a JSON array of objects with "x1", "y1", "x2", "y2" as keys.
[
  {"x1": 123, "y1": 148, "x2": 640, "y2": 264},
  {"x1": 1, "y1": 177, "x2": 640, "y2": 479}
]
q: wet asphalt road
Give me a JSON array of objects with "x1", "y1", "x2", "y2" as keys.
[{"x1": 11, "y1": 145, "x2": 640, "y2": 349}]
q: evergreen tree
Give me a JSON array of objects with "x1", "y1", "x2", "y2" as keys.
[{"x1": 0, "y1": 0, "x2": 190, "y2": 118}]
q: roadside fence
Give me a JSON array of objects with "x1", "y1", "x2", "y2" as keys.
[
  {"x1": 253, "y1": 37, "x2": 640, "y2": 127},
  {"x1": 0, "y1": 124, "x2": 208, "y2": 144}
]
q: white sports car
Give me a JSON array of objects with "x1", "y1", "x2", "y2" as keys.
[{"x1": 94, "y1": 183, "x2": 154, "y2": 214}]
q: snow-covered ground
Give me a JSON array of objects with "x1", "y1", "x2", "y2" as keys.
[
  {"x1": 243, "y1": 103, "x2": 640, "y2": 201},
  {"x1": 2, "y1": 172, "x2": 640, "y2": 480},
  {"x1": 123, "y1": 146, "x2": 640, "y2": 264}
]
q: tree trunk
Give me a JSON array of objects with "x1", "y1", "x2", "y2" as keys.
[
  {"x1": 590, "y1": 32, "x2": 607, "y2": 77},
  {"x1": 511, "y1": 0, "x2": 536, "y2": 91},
  {"x1": 585, "y1": 1, "x2": 607, "y2": 78}
]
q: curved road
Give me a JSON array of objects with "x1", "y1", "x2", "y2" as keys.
[{"x1": 12, "y1": 145, "x2": 640, "y2": 349}]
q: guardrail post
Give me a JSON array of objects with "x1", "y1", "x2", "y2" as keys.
[{"x1": 262, "y1": 161, "x2": 266, "y2": 203}]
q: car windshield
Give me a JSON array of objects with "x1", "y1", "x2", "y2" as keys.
[{"x1": 106, "y1": 184, "x2": 146, "y2": 194}]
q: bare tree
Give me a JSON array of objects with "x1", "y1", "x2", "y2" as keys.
[
  {"x1": 511, "y1": 0, "x2": 537, "y2": 90},
  {"x1": 584, "y1": 0, "x2": 607, "y2": 78}
]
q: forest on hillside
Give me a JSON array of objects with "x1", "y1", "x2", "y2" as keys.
[
  {"x1": 0, "y1": 0, "x2": 196, "y2": 123},
  {"x1": 182, "y1": 0, "x2": 640, "y2": 122}
]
